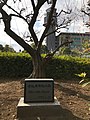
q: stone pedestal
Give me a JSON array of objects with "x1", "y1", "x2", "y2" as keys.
[{"x1": 17, "y1": 97, "x2": 61, "y2": 120}]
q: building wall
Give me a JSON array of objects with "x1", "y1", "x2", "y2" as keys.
[
  {"x1": 46, "y1": 25, "x2": 56, "y2": 52},
  {"x1": 58, "y1": 32, "x2": 90, "y2": 50},
  {"x1": 44, "y1": 8, "x2": 58, "y2": 52}
]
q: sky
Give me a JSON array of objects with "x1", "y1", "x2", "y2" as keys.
[{"x1": 0, "y1": 0, "x2": 89, "y2": 52}]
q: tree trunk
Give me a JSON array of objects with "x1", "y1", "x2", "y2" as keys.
[{"x1": 30, "y1": 51, "x2": 46, "y2": 78}]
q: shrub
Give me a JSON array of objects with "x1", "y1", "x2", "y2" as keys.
[
  {"x1": 46, "y1": 55, "x2": 90, "y2": 80},
  {"x1": 0, "y1": 52, "x2": 32, "y2": 78},
  {"x1": 0, "y1": 52, "x2": 90, "y2": 80}
]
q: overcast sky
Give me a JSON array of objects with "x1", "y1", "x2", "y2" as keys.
[{"x1": 0, "y1": 0, "x2": 89, "y2": 52}]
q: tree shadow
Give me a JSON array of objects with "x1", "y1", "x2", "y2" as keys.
[
  {"x1": 55, "y1": 82, "x2": 90, "y2": 101},
  {"x1": 57, "y1": 105, "x2": 84, "y2": 120}
]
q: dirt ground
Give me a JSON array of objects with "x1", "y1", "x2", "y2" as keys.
[{"x1": 0, "y1": 78, "x2": 90, "y2": 120}]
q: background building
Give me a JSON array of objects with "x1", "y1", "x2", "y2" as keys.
[
  {"x1": 58, "y1": 32, "x2": 90, "y2": 50},
  {"x1": 44, "y1": 7, "x2": 90, "y2": 52},
  {"x1": 44, "y1": 8, "x2": 58, "y2": 52}
]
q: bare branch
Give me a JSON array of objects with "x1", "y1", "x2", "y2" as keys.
[
  {"x1": 85, "y1": 23, "x2": 90, "y2": 27},
  {"x1": 6, "y1": 4, "x2": 27, "y2": 23},
  {"x1": 57, "y1": 9, "x2": 72, "y2": 17},
  {"x1": 45, "y1": 24, "x2": 68, "y2": 37},
  {"x1": 0, "y1": 17, "x2": 3, "y2": 19},
  {"x1": 44, "y1": 16, "x2": 72, "y2": 38},
  {"x1": 45, "y1": 40, "x2": 73, "y2": 59},
  {"x1": 29, "y1": 0, "x2": 47, "y2": 27},
  {"x1": 5, "y1": 29, "x2": 35, "y2": 57},
  {"x1": 28, "y1": 28, "x2": 38, "y2": 47},
  {"x1": 0, "y1": 0, "x2": 7, "y2": 8},
  {"x1": 28, "y1": 0, "x2": 47, "y2": 46},
  {"x1": 0, "y1": 8, "x2": 34, "y2": 56},
  {"x1": 20, "y1": 8, "x2": 26, "y2": 15},
  {"x1": 51, "y1": 40, "x2": 73, "y2": 56},
  {"x1": 31, "y1": 0, "x2": 35, "y2": 11},
  {"x1": 0, "y1": 8, "x2": 11, "y2": 29},
  {"x1": 81, "y1": 9, "x2": 90, "y2": 16}
]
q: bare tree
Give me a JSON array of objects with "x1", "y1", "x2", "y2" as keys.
[
  {"x1": 81, "y1": 0, "x2": 90, "y2": 27},
  {"x1": 0, "y1": 0, "x2": 73, "y2": 78}
]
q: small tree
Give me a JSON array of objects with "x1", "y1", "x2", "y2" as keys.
[
  {"x1": 4, "y1": 44, "x2": 15, "y2": 52},
  {"x1": 0, "y1": 0, "x2": 73, "y2": 78},
  {"x1": 81, "y1": 0, "x2": 90, "y2": 27},
  {"x1": 0, "y1": 44, "x2": 4, "y2": 51},
  {"x1": 59, "y1": 47, "x2": 71, "y2": 55}
]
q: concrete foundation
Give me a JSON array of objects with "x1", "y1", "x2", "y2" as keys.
[{"x1": 17, "y1": 97, "x2": 61, "y2": 120}]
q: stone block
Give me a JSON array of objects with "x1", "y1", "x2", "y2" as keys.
[{"x1": 17, "y1": 97, "x2": 61, "y2": 120}]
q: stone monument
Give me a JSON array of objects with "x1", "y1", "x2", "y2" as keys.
[{"x1": 17, "y1": 78, "x2": 61, "y2": 120}]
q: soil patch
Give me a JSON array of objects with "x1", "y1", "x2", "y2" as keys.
[{"x1": 0, "y1": 78, "x2": 90, "y2": 120}]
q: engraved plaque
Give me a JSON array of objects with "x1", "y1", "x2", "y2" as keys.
[{"x1": 24, "y1": 79, "x2": 54, "y2": 103}]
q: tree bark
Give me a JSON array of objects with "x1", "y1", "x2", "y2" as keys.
[{"x1": 30, "y1": 51, "x2": 46, "y2": 78}]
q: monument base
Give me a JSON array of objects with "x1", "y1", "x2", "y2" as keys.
[{"x1": 17, "y1": 97, "x2": 61, "y2": 120}]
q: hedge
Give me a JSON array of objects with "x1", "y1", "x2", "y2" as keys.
[
  {"x1": 0, "y1": 52, "x2": 32, "y2": 78},
  {"x1": 46, "y1": 55, "x2": 90, "y2": 80},
  {"x1": 0, "y1": 52, "x2": 90, "y2": 80}
]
